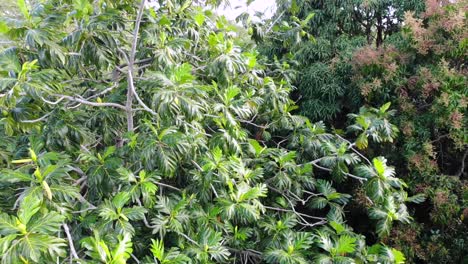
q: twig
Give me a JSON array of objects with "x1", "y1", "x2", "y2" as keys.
[
  {"x1": 136, "y1": 198, "x2": 155, "y2": 229},
  {"x1": 238, "y1": 119, "x2": 268, "y2": 129},
  {"x1": 153, "y1": 181, "x2": 182, "y2": 192},
  {"x1": 40, "y1": 96, "x2": 66, "y2": 105},
  {"x1": 265, "y1": 10, "x2": 286, "y2": 34},
  {"x1": 85, "y1": 83, "x2": 119, "y2": 100},
  {"x1": 131, "y1": 254, "x2": 140, "y2": 263},
  {"x1": 307, "y1": 157, "x2": 367, "y2": 182},
  {"x1": 335, "y1": 134, "x2": 372, "y2": 166},
  {"x1": 227, "y1": 247, "x2": 262, "y2": 260},
  {"x1": 19, "y1": 111, "x2": 54, "y2": 123},
  {"x1": 264, "y1": 206, "x2": 327, "y2": 224},
  {"x1": 310, "y1": 160, "x2": 367, "y2": 182},
  {"x1": 430, "y1": 133, "x2": 450, "y2": 143},
  {"x1": 177, "y1": 232, "x2": 200, "y2": 246}
]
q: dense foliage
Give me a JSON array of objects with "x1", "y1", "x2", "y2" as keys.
[
  {"x1": 257, "y1": 0, "x2": 426, "y2": 122},
  {"x1": 257, "y1": 0, "x2": 467, "y2": 263},
  {"x1": 0, "y1": 0, "x2": 424, "y2": 263},
  {"x1": 352, "y1": 3, "x2": 468, "y2": 262}
]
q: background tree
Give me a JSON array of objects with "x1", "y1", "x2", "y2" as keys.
[
  {"x1": 258, "y1": 0, "x2": 467, "y2": 262},
  {"x1": 351, "y1": 2, "x2": 467, "y2": 261},
  {"x1": 0, "y1": 0, "x2": 414, "y2": 263},
  {"x1": 256, "y1": 0, "x2": 426, "y2": 122}
]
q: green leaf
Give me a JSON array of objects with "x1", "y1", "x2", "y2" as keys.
[
  {"x1": 329, "y1": 221, "x2": 345, "y2": 234},
  {"x1": 279, "y1": 151, "x2": 296, "y2": 164},
  {"x1": 392, "y1": 248, "x2": 406, "y2": 264},
  {"x1": 112, "y1": 192, "x2": 130, "y2": 209},
  {"x1": 248, "y1": 139, "x2": 265, "y2": 156},
  {"x1": 407, "y1": 193, "x2": 425, "y2": 204},
  {"x1": 18, "y1": 192, "x2": 42, "y2": 225},
  {"x1": 0, "y1": 214, "x2": 20, "y2": 235},
  {"x1": 150, "y1": 239, "x2": 165, "y2": 260},
  {"x1": 373, "y1": 158, "x2": 385, "y2": 177},
  {"x1": 310, "y1": 197, "x2": 328, "y2": 209},
  {"x1": 380, "y1": 102, "x2": 391, "y2": 113},
  {"x1": 28, "y1": 212, "x2": 64, "y2": 234},
  {"x1": 111, "y1": 233, "x2": 133, "y2": 263},
  {"x1": 0, "y1": 170, "x2": 33, "y2": 183},
  {"x1": 17, "y1": 0, "x2": 30, "y2": 19},
  {"x1": 355, "y1": 133, "x2": 368, "y2": 150},
  {"x1": 336, "y1": 235, "x2": 356, "y2": 255},
  {"x1": 194, "y1": 12, "x2": 206, "y2": 26},
  {"x1": 0, "y1": 21, "x2": 9, "y2": 34},
  {"x1": 121, "y1": 206, "x2": 147, "y2": 221},
  {"x1": 159, "y1": 15, "x2": 171, "y2": 26},
  {"x1": 302, "y1": 13, "x2": 315, "y2": 26}
]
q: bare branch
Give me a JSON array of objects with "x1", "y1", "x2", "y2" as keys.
[
  {"x1": 305, "y1": 157, "x2": 367, "y2": 182},
  {"x1": 119, "y1": 48, "x2": 157, "y2": 116},
  {"x1": 19, "y1": 111, "x2": 54, "y2": 123},
  {"x1": 135, "y1": 198, "x2": 155, "y2": 229},
  {"x1": 45, "y1": 94, "x2": 127, "y2": 110},
  {"x1": 265, "y1": 184, "x2": 327, "y2": 227},
  {"x1": 40, "y1": 96, "x2": 66, "y2": 105},
  {"x1": 430, "y1": 133, "x2": 450, "y2": 143},
  {"x1": 85, "y1": 83, "x2": 119, "y2": 101},
  {"x1": 125, "y1": 0, "x2": 148, "y2": 132},
  {"x1": 153, "y1": 181, "x2": 182, "y2": 192},
  {"x1": 335, "y1": 134, "x2": 372, "y2": 166},
  {"x1": 264, "y1": 205, "x2": 327, "y2": 226},
  {"x1": 310, "y1": 159, "x2": 367, "y2": 182},
  {"x1": 265, "y1": 10, "x2": 286, "y2": 34},
  {"x1": 130, "y1": 254, "x2": 140, "y2": 264},
  {"x1": 62, "y1": 224, "x2": 79, "y2": 260},
  {"x1": 177, "y1": 231, "x2": 200, "y2": 246}
]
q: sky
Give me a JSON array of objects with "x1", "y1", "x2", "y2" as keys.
[{"x1": 217, "y1": 0, "x2": 276, "y2": 21}]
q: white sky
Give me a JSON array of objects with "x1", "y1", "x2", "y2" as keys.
[{"x1": 217, "y1": 0, "x2": 276, "y2": 21}]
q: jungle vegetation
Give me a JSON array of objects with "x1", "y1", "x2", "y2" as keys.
[{"x1": 0, "y1": 0, "x2": 466, "y2": 263}]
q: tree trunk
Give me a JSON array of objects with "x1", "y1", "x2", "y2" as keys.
[{"x1": 376, "y1": 12, "x2": 383, "y2": 47}]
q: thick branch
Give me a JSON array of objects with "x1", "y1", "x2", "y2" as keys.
[
  {"x1": 125, "y1": 0, "x2": 147, "y2": 132},
  {"x1": 120, "y1": 49, "x2": 157, "y2": 116}
]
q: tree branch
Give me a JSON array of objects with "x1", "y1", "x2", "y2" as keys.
[
  {"x1": 119, "y1": 48, "x2": 157, "y2": 116},
  {"x1": 46, "y1": 94, "x2": 127, "y2": 110},
  {"x1": 84, "y1": 83, "x2": 119, "y2": 101},
  {"x1": 19, "y1": 111, "x2": 54, "y2": 123},
  {"x1": 125, "y1": 0, "x2": 148, "y2": 132},
  {"x1": 456, "y1": 148, "x2": 468, "y2": 178},
  {"x1": 62, "y1": 224, "x2": 79, "y2": 260},
  {"x1": 153, "y1": 181, "x2": 182, "y2": 192},
  {"x1": 265, "y1": 9, "x2": 286, "y2": 34},
  {"x1": 335, "y1": 134, "x2": 372, "y2": 166},
  {"x1": 310, "y1": 159, "x2": 367, "y2": 182},
  {"x1": 264, "y1": 206, "x2": 327, "y2": 224}
]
